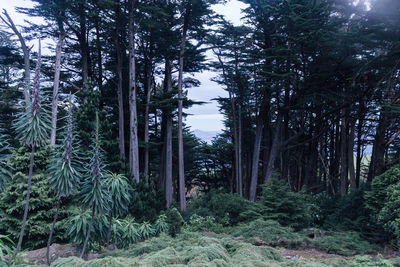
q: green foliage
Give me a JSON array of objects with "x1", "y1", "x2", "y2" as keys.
[
  {"x1": 104, "y1": 173, "x2": 131, "y2": 217},
  {"x1": 185, "y1": 214, "x2": 223, "y2": 233},
  {"x1": 164, "y1": 208, "x2": 184, "y2": 237},
  {"x1": 0, "y1": 172, "x2": 69, "y2": 249},
  {"x1": 185, "y1": 190, "x2": 260, "y2": 226},
  {"x1": 0, "y1": 234, "x2": 14, "y2": 265},
  {"x1": 259, "y1": 179, "x2": 313, "y2": 230},
  {"x1": 311, "y1": 231, "x2": 379, "y2": 256},
  {"x1": 0, "y1": 133, "x2": 12, "y2": 191},
  {"x1": 139, "y1": 221, "x2": 155, "y2": 240},
  {"x1": 112, "y1": 217, "x2": 140, "y2": 248},
  {"x1": 228, "y1": 219, "x2": 306, "y2": 248},
  {"x1": 128, "y1": 181, "x2": 165, "y2": 222},
  {"x1": 66, "y1": 209, "x2": 108, "y2": 249},
  {"x1": 80, "y1": 112, "x2": 111, "y2": 216},
  {"x1": 154, "y1": 214, "x2": 169, "y2": 235}
]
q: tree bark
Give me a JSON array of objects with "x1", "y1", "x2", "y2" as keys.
[
  {"x1": 115, "y1": 0, "x2": 125, "y2": 160},
  {"x1": 50, "y1": 32, "x2": 65, "y2": 146},
  {"x1": 164, "y1": 59, "x2": 173, "y2": 208},
  {"x1": 263, "y1": 113, "x2": 282, "y2": 184},
  {"x1": 177, "y1": 5, "x2": 190, "y2": 211},
  {"x1": 340, "y1": 112, "x2": 348, "y2": 195},
  {"x1": 14, "y1": 146, "x2": 35, "y2": 258},
  {"x1": 348, "y1": 119, "x2": 356, "y2": 191},
  {"x1": 46, "y1": 197, "x2": 61, "y2": 265},
  {"x1": 128, "y1": 0, "x2": 140, "y2": 182},
  {"x1": 0, "y1": 9, "x2": 30, "y2": 105},
  {"x1": 249, "y1": 113, "x2": 264, "y2": 201},
  {"x1": 144, "y1": 44, "x2": 153, "y2": 184}
]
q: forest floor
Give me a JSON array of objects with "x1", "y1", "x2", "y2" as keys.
[{"x1": 15, "y1": 230, "x2": 400, "y2": 267}]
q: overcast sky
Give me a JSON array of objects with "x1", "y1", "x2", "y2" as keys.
[{"x1": 1, "y1": 0, "x2": 248, "y2": 132}]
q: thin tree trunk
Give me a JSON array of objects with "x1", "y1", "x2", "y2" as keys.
[
  {"x1": 50, "y1": 32, "x2": 65, "y2": 146},
  {"x1": 80, "y1": 206, "x2": 94, "y2": 258},
  {"x1": 264, "y1": 113, "x2": 282, "y2": 184},
  {"x1": 237, "y1": 106, "x2": 243, "y2": 196},
  {"x1": 249, "y1": 114, "x2": 264, "y2": 202},
  {"x1": 340, "y1": 113, "x2": 348, "y2": 195},
  {"x1": 348, "y1": 119, "x2": 356, "y2": 191},
  {"x1": 144, "y1": 48, "x2": 153, "y2": 183},
  {"x1": 355, "y1": 102, "x2": 364, "y2": 188},
  {"x1": 0, "y1": 9, "x2": 30, "y2": 105},
  {"x1": 115, "y1": 0, "x2": 125, "y2": 160},
  {"x1": 46, "y1": 197, "x2": 61, "y2": 265},
  {"x1": 165, "y1": 59, "x2": 173, "y2": 208},
  {"x1": 106, "y1": 216, "x2": 113, "y2": 249},
  {"x1": 177, "y1": 7, "x2": 190, "y2": 211},
  {"x1": 95, "y1": 17, "x2": 102, "y2": 92},
  {"x1": 14, "y1": 146, "x2": 35, "y2": 257},
  {"x1": 128, "y1": 0, "x2": 139, "y2": 182}
]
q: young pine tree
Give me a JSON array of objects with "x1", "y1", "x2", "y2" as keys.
[
  {"x1": 46, "y1": 96, "x2": 81, "y2": 265},
  {"x1": 13, "y1": 41, "x2": 51, "y2": 257},
  {"x1": 79, "y1": 112, "x2": 111, "y2": 258}
]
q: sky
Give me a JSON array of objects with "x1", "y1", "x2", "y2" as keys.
[{"x1": 1, "y1": 0, "x2": 248, "y2": 133}]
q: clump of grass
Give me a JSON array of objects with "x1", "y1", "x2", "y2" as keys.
[{"x1": 311, "y1": 232, "x2": 379, "y2": 256}]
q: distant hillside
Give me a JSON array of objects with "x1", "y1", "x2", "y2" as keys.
[{"x1": 193, "y1": 129, "x2": 219, "y2": 144}]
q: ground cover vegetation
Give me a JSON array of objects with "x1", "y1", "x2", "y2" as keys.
[{"x1": 1, "y1": 0, "x2": 400, "y2": 265}]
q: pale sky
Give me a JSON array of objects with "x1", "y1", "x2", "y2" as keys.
[{"x1": 1, "y1": 0, "x2": 248, "y2": 132}]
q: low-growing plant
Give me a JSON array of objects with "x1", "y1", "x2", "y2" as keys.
[
  {"x1": 185, "y1": 214, "x2": 223, "y2": 233},
  {"x1": 139, "y1": 221, "x2": 155, "y2": 240},
  {"x1": 154, "y1": 214, "x2": 169, "y2": 235}
]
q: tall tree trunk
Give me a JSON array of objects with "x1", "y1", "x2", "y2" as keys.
[
  {"x1": 177, "y1": 7, "x2": 190, "y2": 210},
  {"x1": 128, "y1": 0, "x2": 140, "y2": 182},
  {"x1": 340, "y1": 113, "x2": 348, "y2": 195},
  {"x1": 14, "y1": 147, "x2": 35, "y2": 257},
  {"x1": 95, "y1": 17, "x2": 102, "y2": 92},
  {"x1": 78, "y1": 1, "x2": 88, "y2": 85},
  {"x1": 144, "y1": 55, "x2": 152, "y2": 183},
  {"x1": 50, "y1": 32, "x2": 65, "y2": 146},
  {"x1": 115, "y1": 0, "x2": 125, "y2": 160},
  {"x1": 264, "y1": 113, "x2": 282, "y2": 184},
  {"x1": 0, "y1": 10, "x2": 30, "y2": 105},
  {"x1": 249, "y1": 113, "x2": 264, "y2": 201},
  {"x1": 355, "y1": 98, "x2": 365, "y2": 188},
  {"x1": 348, "y1": 119, "x2": 356, "y2": 191},
  {"x1": 46, "y1": 197, "x2": 61, "y2": 265}
]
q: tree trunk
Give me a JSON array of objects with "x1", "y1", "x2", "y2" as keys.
[
  {"x1": 263, "y1": 113, "x2": 282, "y2": 184},
  {"x1": 249, "y1": 113, "x2": 264, "y2": 201},
  {"x1": 340, "y1": 113, "x2": 348, "y2": 195},
  {"x1": 144, "y1": 46, "x2": 153, "y2": 183},
  {"x1": 164, "y1": 59, "x2": 173, "y2": 208},
  {"x1": 14, "y1": 146, "x2": 35, "y2": 258},
  {"x1": 115, "y1": 0, "x2": 125, "y2": 160},
  {"x1": 46, "y1": 197, "x2": 61, "y2": 265},
  {"x1": 80, "y1": 206, "x2": 94, "y2": 258},
  {"x1": 348, "y1": 119, "x2": 356, "y2": 191},
  {"x1": 128, "y1": 0, "x2": 140, "y2": 182},
  {"x1": 177, "y1": 7, "x2": 190, "y2": 211},
  {"x1": 50, "y1": 32, "x2": 65, "y2": 146},
  {"x1": 0, "y1": 10, "x2": 30, "y2": 105}
]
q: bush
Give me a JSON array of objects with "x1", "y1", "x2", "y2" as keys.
[
  {"x1": 164, "y1": 208, "x2": 184, "y2": 237},
  {"x1": 259, "y1": 179, "x2": 313, "y2": 230},
  {"x1": 311, "y1": 231, "x2": 379, "y2": 256},
  {"x1": 185, "y1": 190, "x2": 262, "y2": 226},
  {"x1": 185, "y1": 214, "x2": 223, "y2": 233},
  {"x1": 0, "y1": 172, "x2": 70, "y2": 250},
  {"x1": 228, "y1": 219, "x2": 307, "y2": 248}
]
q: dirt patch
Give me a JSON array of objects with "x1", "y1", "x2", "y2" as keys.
[
  {"x1": 15, "y1": 243, "x2": 99, "y2": 265},
  {"x1": 278, "y1": 248, "x2": 348, "y2": 260}
]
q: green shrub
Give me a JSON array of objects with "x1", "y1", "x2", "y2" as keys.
[
  {"x1": 0, "y1": 172, "x2": 70, "y2": 250},
  {"x1": 185, "y1": 190, "x2": 261, "y2": 226},
  {"x1": 164, "y1": 208, "x2": 184, "y2": 237},
  {"x1": 185, "y1": 214, "x2": 223, "y2": 233},
  {"x1": 228, "y1": 219, "x2": 307, "y2": 248},
  {"x1": 259, "y1": 179, "x2": 313, "y2": 230},
  {"x1": 311, "y1": 231, "x2": 378, "y2": 256},
  {"x1": 154, "y1": 214, "x2": 169, "y2": 235}
]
